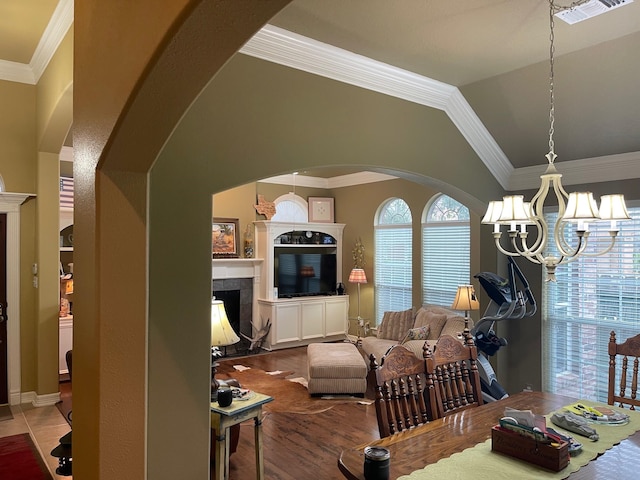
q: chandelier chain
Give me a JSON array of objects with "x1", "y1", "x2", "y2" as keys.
[
  {"x1": 548, "y1": 0, "x2": 556, "y2": 161},
  {"x1": 547, "y1": 0, "x2": 590, "y2": 164},
  {"x1": 482, "y1": 0, "x2": 630, "y2": 280}
]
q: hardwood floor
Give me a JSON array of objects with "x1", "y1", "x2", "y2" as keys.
[
  {"x1": 1, "y1": 344, "x2": 377, "y2": 479},
  {"x1": 217, "y1": 345, "x2": 380, "y2": 480}
]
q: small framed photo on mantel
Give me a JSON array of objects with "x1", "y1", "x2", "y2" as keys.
[
  {"x1": 308, "y1": 197, "x2": 335, "y2": 223},
  {"x1": 212, "y1": 217, "x2": 240, "y2": 258}
]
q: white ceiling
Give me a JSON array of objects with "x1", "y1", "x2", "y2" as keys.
[{"x1": 3, "y1": 0, "x2": 640, "y2": 189}]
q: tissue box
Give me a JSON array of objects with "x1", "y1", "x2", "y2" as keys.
[{"x1": 491, "y1": 426, "x2": 570, "y2": 472}]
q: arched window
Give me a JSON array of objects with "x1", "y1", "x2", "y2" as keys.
[
  {"x1": 422, "y1": 194, "x2": 470, "y2": 307},
  {"x1": 374, "y1": 198, "x2": 412, "y2": 324},
  {"x1": 271, "y1": 193, "x2": 308, "y2": 223}
]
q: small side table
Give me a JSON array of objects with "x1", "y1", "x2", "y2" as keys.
[{"x1": 211, "y1": 391, "x2": 273, "y2": 480}]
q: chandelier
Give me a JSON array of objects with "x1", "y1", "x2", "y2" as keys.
[{"x1": 482, "y1": 0, "x2": 630, "y2": 281}]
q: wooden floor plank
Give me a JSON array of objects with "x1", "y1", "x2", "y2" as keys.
[{"x1": 217, "y1": 345, "x2": 379, "y2": 479}]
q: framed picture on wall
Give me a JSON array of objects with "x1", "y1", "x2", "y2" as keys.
[
  {"x1": 212, "y1": 218, "x2": 239, "y2": 258},
  {"x1": 308, "y1": 197, "x2": 335, "y2": 223}
]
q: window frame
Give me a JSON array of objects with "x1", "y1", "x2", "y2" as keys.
[
  {"x1": 374, "y1": 198, "x2": 413, "y2": 324},
  {"x1": 422, "y1": 194, "x2": 471, "y2": 307}
]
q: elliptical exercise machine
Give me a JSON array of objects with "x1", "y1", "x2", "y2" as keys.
[{"x1": 472, "y1": 256, "x2": 537, "y2": 403}]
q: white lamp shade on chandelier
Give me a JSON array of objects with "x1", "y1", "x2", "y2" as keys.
[
  {"x1": 211, "y1": 299, "x2": 240, "y2": 347},
  {"x1": 482, "y1": 0, "x2": 630, "y2": 281}
]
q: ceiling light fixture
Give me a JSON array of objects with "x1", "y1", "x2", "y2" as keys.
[{"x1": 482, "y1": 0, "x2": 630, "y2": 281}]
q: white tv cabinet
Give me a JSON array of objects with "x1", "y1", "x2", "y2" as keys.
[{"x1": 254, "y1": 221, "x2": 349, "y2": 350}]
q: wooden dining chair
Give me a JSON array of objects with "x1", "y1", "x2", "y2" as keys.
[
  {"x1": 369, "y1": 343, "x2": 435, "y2": 438},
  {"x1": 608, "y1": 330, "x2": 640, "y2": 410},
  {"x1": 425, "y1": 334, "x2": 483, "y2": 418}
]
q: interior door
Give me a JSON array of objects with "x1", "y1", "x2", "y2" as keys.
[{"x1": 0, "y1": 213, "x2": 7, "y2": 404}]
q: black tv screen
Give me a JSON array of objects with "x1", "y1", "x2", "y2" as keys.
[{"x1": 275, "y1": 252, "x2": 337, "y2": 297}]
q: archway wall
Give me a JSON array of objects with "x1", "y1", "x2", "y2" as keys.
[
  {"x1": 153, "y1": 48, "x2": 505, "y2": 339},
  {"x1": 162, "y1": 53, "x2": 503, "y2": 206},
  {"x1": 37, "y1": 27, "x2": 73, "y2": 155},
  {"x1": 73, "y1": 1, "x2": 292, "y2": 478}
]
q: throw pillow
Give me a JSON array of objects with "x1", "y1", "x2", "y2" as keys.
[
  {"x1": 401, "y1": 325, "x2": 430, "y2": 344},
  {"x1": 377, "y1": 308, "x2": 415, "y2": 341},
  {"x1": 413, "y1": 309, "x2": 448, "y2": 340}
]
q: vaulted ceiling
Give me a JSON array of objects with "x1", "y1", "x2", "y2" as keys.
[{"x1": 3, "y1": 0, "x2": 639, "y2": 189}]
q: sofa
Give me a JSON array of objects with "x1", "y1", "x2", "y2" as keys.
[{"x1": 360, "y1": 304, "x2": 473, "y2": 363}]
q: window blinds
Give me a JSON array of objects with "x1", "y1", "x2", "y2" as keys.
[
  {"x1": 422, "y1": 222, "x2": 471, "y2": 307},
  {"x1": 374, "y1": 225, "x2": 412, "y2": 324},
  {"x1": 542, "y1": 205, "x2": 640, "y2": 402}
]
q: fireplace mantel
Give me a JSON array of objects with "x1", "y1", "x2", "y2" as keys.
[{"x1": 212, "y1": 258, "x2": 262, "y2": 280}]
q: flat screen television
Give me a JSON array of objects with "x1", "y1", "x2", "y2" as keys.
[{"x1": 275, "y1": 250, "x2": 337, "y2": 297}]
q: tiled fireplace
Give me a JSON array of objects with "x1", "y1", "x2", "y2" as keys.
[{"x1": 211, "y1": 259, "x2": 262, "y2": 353}]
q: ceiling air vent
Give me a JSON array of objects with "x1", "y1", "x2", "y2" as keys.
[{"x1": 555, "y1": 0, "x2": 634, "y2": 24}]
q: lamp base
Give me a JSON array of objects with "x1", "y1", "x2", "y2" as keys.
[{"x1": 211, "y1": 361, "x2": 220, "y2": 401}]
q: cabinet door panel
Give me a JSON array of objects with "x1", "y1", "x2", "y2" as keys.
[
  {"x1": 325, "y1": 297, "x2": 348, "y2": 336},
  {"x1": 301, "y1": 302, "x2": 324, "y2": 340},
  {"x1": 274, "y1": 303, "x2": 301, "y2": 343}
]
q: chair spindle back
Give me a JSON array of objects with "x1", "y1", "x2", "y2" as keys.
[{"x1": 608, "y1": 331, "x2": 640, "y2": 410}]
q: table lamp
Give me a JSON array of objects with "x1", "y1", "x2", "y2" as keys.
[
  {"x1": 348, "y1": 267, "x2": 367, "y2": 326},
  {"x1": 451, "y1": 284, "x2": 480, "y2": 338},
  {"x1": 211, "y1": 298, "x2": 240, "y2": 399}
]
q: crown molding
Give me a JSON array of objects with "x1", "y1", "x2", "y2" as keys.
[
  {"x1": 509, "y1": 151, "x2": 640, "y2": 191},
  {"x1": 445, "y1": 89, "x2": 514, "y2": 184},
  {"x1": 243, "y1": 25, "x2": 640, "y2": 191},
  {"x1": 327, "y1": 171, "x2": 398, "y2": 188},
  {"x1": 259, "y1": 173, "x2": 328, "y2": 189},
  {"x1": 0, "y1": 0, "x2": 73, "y2": 85},
  {"x1": 241, "y1": 24, "x2": 513, "y2": 189},
  {"x1": 0, "y1": 60, "x2": 35, "y2": 84},
  {"x1": 31, "y1": 0, "x2": 74, "y2": 83}
]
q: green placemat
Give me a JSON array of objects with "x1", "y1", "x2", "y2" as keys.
[{"x1": 399, "y1": 401, "x2": 640, "y2": 480}]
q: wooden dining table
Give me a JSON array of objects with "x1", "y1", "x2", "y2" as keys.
[{"x1": 338, "y1": 391, "x2": 640, "y2": 480}]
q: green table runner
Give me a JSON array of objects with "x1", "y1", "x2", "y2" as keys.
[{"x1": 399, "y1": 401, "x2": 640, "y2": 480}]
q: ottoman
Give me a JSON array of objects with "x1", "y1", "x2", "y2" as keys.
[{"x1": 307, "y1": 342, "x2": 367, "y2": 396}]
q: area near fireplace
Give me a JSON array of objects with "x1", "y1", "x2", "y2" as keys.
[{"x1": 212, "y1": 258, "x2": 263, "y2": 355}]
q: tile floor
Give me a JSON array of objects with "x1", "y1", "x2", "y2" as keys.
[{"x1": 0, "y1": 403, "x2": 72, "y2": 479}]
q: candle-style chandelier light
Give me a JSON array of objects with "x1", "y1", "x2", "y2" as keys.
[{"x1": 482, "y1": 0, "x2": 630, "y2": 281}]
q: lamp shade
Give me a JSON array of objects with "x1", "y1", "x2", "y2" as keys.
[
  {"x1": 499, "y1": 195, "x2": 532, "y2": 224},
  {"x1": 562, "y1": 192, "x2": 600, "y2": 222},
  {"x1": 348, "y1": 268, "x2": 367, "y2": 284},
  {"x1": 211, "y1": 299, "x2": 240, "y2": 347},
  {"x1": 481, "y1": 201, "x2": 503, "y2": 224},
  {"x1": 599, "y1": 194, "x2": 630, "y2": 221},
  {"x1": 451, "y1": 285, "x2": 480, "y2": 313}
]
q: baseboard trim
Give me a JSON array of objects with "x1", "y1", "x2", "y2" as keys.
[{"x1": 20, "y1": 391, "x2": 61, "y2": 407}]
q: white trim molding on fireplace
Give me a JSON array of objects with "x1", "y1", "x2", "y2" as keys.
[{"x1": 212, "y1": 258, "x2": 263, "y2": 340}]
